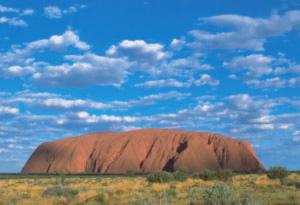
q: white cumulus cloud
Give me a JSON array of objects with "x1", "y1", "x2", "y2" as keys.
[{"x1": 189, "y1": 10, "x2": 300, "y2": 51}]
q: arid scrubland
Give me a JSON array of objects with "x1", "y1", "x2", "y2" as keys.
[{"x1": 0, "y1": 172, "x2": 299, "y2": 205}]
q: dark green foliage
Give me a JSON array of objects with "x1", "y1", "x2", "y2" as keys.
[
  {"x1": 95, "y1": 192, "x2": 109, "y2": 205},
  {"x1": 126, "y1": 170, "x2": 136, "y2": 177},
  {"x1": 146, "y1": 171, "x2": 174, "y2": 183},
  {"x1": 281, "y1": 178, "x2": 300, "y2": 189},
  {"x1": 203, "y1": 184, "x2": 237, "y2": 205},
  {"x1": 196, "y1": 169, "x2": 233, "y2": 181},
  {"x1": 77, "y1": 192, "x2": 109, "y2": 205},
  {"x1": 187, "y1": 186, "x2": 205, "y2": 204},
  {"x1": 129, "y1": 197, "x2": 153, "y2": 205},
  {"x1": 173, "y1": 168, "x2": 189, "y2": 181},
  {"x1": 217, "y1": 169, "x2": 233, "y2": 181},
  {"x1": 239, "y1": 193, "x2": 261, "y2": 205},
  {"x1": 287, "y1": 194, "x2": 300, "y2": 205},
  {"x1": 55, "y1": 174, "x2": 66, "y2": 185},
  {"x1": 197, "y1": 169, "x2": 218, "y2": 181},
  {"x1": 166, "y1": 187, "x2": 177, "y2": 198},
  {"x1": 42, "y1": 186, "x2": 78, "y2": 199},
  {"x1": 267, "y1": 167, "x2": 289, "y2": 180},
  {"x1": 60, "y1": 174, "x2": 66, "y2": 185}
]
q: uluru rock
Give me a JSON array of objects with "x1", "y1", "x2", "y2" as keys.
[{"x1": 22, "y1": 129, "x2": 264, "y2": 173}]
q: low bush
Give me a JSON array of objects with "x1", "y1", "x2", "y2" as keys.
[
  {"x1": 129, "y1": 197, "x2": 154, "y2": 205},
  {"x1": 196, "y1": 169, "x2": 233, "y2": 181},
  {"x1": 187, "y1": 186, "x2": 205, "y2": 204},
  {"x1": 287, "y1": 193, "x2": 300, "y2": 205},
  {"x1": 126, "y1": 170, "x2": 136, "y2": 177},
  {"x1": 59, "y1": 174, "x2": 66, "y2": 185},
  {"x1": 217, "y1": 169, "x2": 233, "y2": 181},
  {"x1": 42, "y1": 185, "x2": 78, "y2": 199},
  {"x1": 173, "y1": 168, "x2": 189, "y2": 181},
  {"x1": 203, "y1": 184, "x2": 237, "y2": 205},
  {"x1": 197, "y1": 169, "x2": 218, "y2": 181},
  {"x1": 165, "y1": 187, "x2": 177, "y2": 198},
  {"x1": 239, "y1": 193, "x2": 261, "y2": 205},
  {"x1": 146, "y1": 171, "x2": 174, "y2": 183},
  {"x1": 76, "y1": 192, "x2": 109, "y2": 205},
  {"x1": 281, "y1": 178, "x2": 300, "y2": 189},
  {"x1": 153, "y1": 187, "x2": 177, "y2": 205},
  {"x1": 267, "y1": 167, "x2": 289, "y2": 180},
  {"x1": 55, "y1": 174, "x2": 67, "y2": 185},
  {"x1": 53, "y1": 197, "x2": 69, "y2": 205},
  {"x1": 94, "y1": 192, "x2": 109, "y2": 205}
]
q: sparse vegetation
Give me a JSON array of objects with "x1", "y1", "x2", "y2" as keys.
[
  {"x1": 173, "y1": 168, "x2": 189, "y2": 182},
  {"x1": 203, "y1": 184, "x2": 237, "y2": 205},
  {"x1": 238, "y1": 193, "x2": 260, "y2": 205},
  {"x1": 195, "y1": 169, "x2": 233, "y2": 181},
  {"x1": 59, "y1": 173, "x2": 66, "y2": 185},
  {"x1": 42, "y1": 185, "x2": 78, "y2": 199},
  {"x1": 0, "y1": 172, "x2": 299, "y2": 204},
  {"x1": 281, "y1": 178, "x2": 300, "y2": 189},
  {"x1": 94, "y1": 192, "x2": 109, "y2": 205},
  {"x1": 217, "y1": 169, "x2": 234, "y2": 181},
  {"x1": 146, "y1": 171, "x2": 174, "y2": 183},
  {"x1": 126, "y1": 170, "x2": 136, "y2": 177},
  {"x1": 267, "y1": 166, "x2": 289, "y2": 180},
  {"x1": 196, "y1": 169, "x2": 218, "y2": 180}
]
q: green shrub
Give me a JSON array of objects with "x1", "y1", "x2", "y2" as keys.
[
  {"x1": 197, "y1": 169, "x2": 218, "y2": 181},
  {"x1": 60, "y1": 174, "x2": 66, "y2": 185},
  {"x1": 197, "y1": 169, "x2": 233, "y2": 181},
  {"x1": 129, "y1": 196, "x2": 154, "y2": 205},
  {"x1": 187, "y1": 186, "x2": 205, "y2": 204},
  {"x1": 77, "y1": 192, "x2": 109, "y2": 205},
  {"x1": 42, "y1": 186, "x2": 78, "y2": 199},
  {"x1": 95, "y1": 192, "x2": 109, "y2": 205},
  {"x1": 55, "y1": 174, "x2": 67, "y2": 185},
  {"x1": 281, "y1": 178, "x2": 300, "y2": 189},
  {"x1": 217, "y1": 169, "x2": 233, "y2": 181},
  {"x1": 173, "y1": 168, "x2": 189, "y2": 181},
  {"x1": 154, "y1": 188, "x2": 177, "y2": 205},
  {"x1": 53, "y1": 197, "x2": 69, "y2": 205},
  {"x1": 8, "y1": 198, "x2": 18, "y2": 205},
  {"x1": 287, "y1": 193, "x2": 300, "y2": 205},
  {"x1": 267, "y1": 167, "x2": 289, "y2": 180},
  {"x1": 126, "y1": 170, "x2": 136, "y2": 177},
  {"x1": 146, "y1": 171, "x2": 174, "y2": 183},
  {"x1": 165, "y1": 187, "x2": 177, "y2": 198},
  {"x1": 203, "y1": 184, "x2": 237, "y2": 205},
  {"x1": 239, "y1": 193, "x2": 261, "y2": 205}
]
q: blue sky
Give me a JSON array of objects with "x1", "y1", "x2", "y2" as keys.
[{"x1": 1, "y1": 0, "x2": 300, "y2": 172}]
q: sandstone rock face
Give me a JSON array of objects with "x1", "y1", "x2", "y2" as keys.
[{"x1": 22, "y1": 129, "x2": 264, "y2": 173}]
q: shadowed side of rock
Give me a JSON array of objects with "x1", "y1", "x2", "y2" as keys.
[{"x1": 21, "y1": 129, "x2": 265, "y2": 174}]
